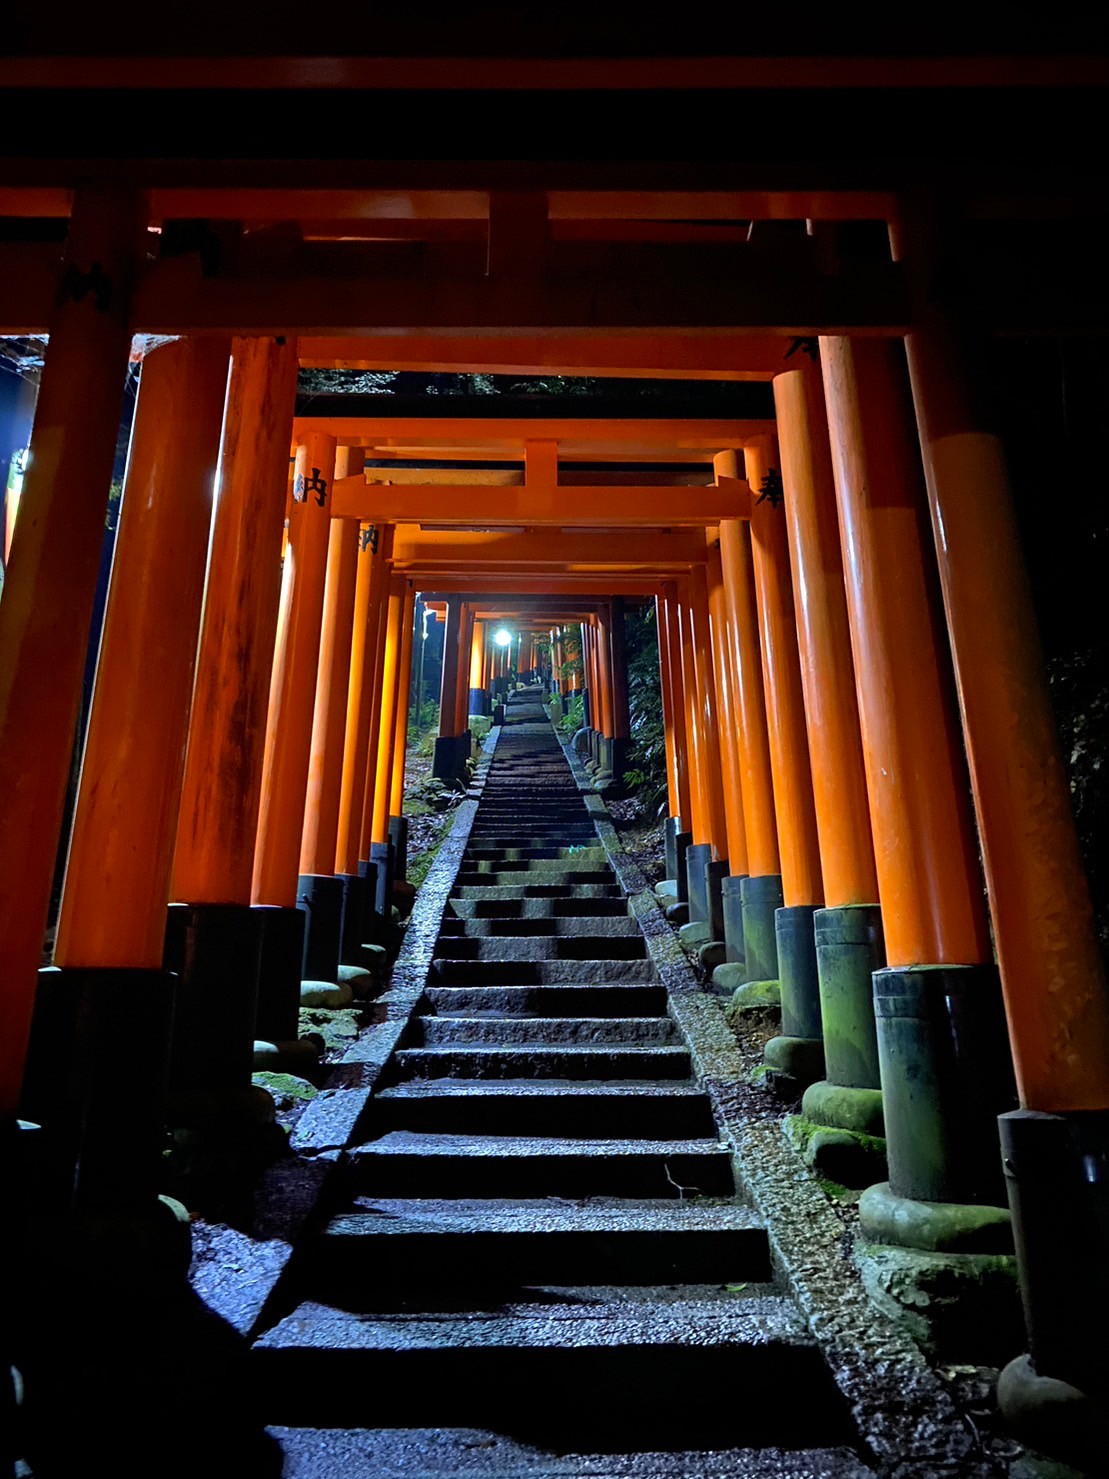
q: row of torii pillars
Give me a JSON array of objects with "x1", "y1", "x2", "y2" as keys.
[
  {"x1": 422, "y1": 599, "x2": 631, "y2": 789},
  {"x1": 0, "y1": 199, "x2": 1107, "y2": 1456}
]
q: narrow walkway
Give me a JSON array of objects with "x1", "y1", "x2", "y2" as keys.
[{"x1": 258, "y1": 689, "x2": 869, "y2": 1476}]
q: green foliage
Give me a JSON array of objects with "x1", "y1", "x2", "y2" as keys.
[
  {"x1": 559, "y1": 693, "x2": 584, "y2": 734},
  {"x1": 408, "y1": 699, "x2": 440, "y2": 750},
  {"x1": 623, "y1": 602, "x2": 668, "y2": 816}
]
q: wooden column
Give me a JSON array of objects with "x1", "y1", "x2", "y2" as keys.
[
  {"x1": 437, "y1": 597, "x2": 464, "y2": 739},
  {"x1": 0, "y1": 187, "x2": 146, "y2": 1114},
  {"x1": 55, "y1": 338, "x2": 230, "y2": 968},
  {"x1": 676, "y1": 589, "x2": 707, "y2": 843},
  {"x1": 252, "y1": 431, "x2": 337, "y2": 907},
  {"x1": 820, "y1": 339, "x2": 989, "y2": 969},
  {"x1": 773, "y1": 361, "x2": 877, "y2": 908},
  {"x1": 468, "y1": 619, "x2": 487, "y2": 709},
  {"x1": 661, "y1": 584, "x2": 693, "y2": 828},
  {"x1": 300, "y1": 447, "x2": 361, "y2": 879},
  {"x1": 688, "y1": 565, "x2": 730, "y2": 863},
  {"x1": 389, "y1": 582, "x2": 418, "y2": 817},
  {"x1": 893, "y1": 214, "x2": 1109, "y2": 1116},
  {"x1": 656, "y1": 594, "x2": 681, "y2": 820},
  {"x1": 335, "y1": 524, "x2": 393, "y2": 877},
  {"x1": 744, "y1": 435, "x2": 824, "y2": 912},
  {"x1": 706, "y1": 542, "x2": 750, "y2": 876},
  {"x1": 716, "y1": 498, "x2": 780, "y2": 879},
  {"x1": 370, "y1": 575, "x2": 407, "y2": 849},
  {"x1": 453, "y1": 603, "x2": 475, "y2": 733}
]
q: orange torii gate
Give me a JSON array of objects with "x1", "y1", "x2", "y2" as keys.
[{"x1": 0, "y1": 198, "x2": 1107, "y2": 1453}]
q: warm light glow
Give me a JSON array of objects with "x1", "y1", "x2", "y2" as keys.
[{"x1": 495, "y1": 628, "x2": 512, "y2": 647}]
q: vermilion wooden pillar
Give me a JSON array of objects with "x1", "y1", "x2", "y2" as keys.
[
  {"x1": 297, "y1": 446, "x2": 361, "y2": 981},
  {"x1": 774, "y1": 355, "x2": 885, "y2": 1139},
  {"x1": 705, "y1": 542, "x2": 749, "y2": 878},
  {"x1": 453, "y1": 603, "x2": 476, "y2": 735},
  {"x1": 745, "y1": 432, "x2": 825, "y2": 1080},
  {"x1": 335, "y1": 523, "x2": 393, "y2": 958},
  {"x1": 0, "y1": 186, "x2": 146, "y2": 1120},
  {"x1": 821, "y1": 334, "x2": 1012, "y2": 1233},
  {"x1": 716, "y1": 459, "x2": 782, "y2": 986},
  {"x1": 253, "y1": 432, "x2": 337, "y2": 904},
  {"x1": 468, "y1": 619, "x2": 488, "y2": 717},
  {"x1": 26, "y1": 336, "x2": 229, "y2": 1204},
  {"x1": 389, "y1": 581, "x2": 418, "y2": 885},
  {"x1": 56, "y1": 339, "x2": 231, "y2": 968},
  {"x1": 300, "y1": 447, "x2": 361, "y2": 878},
  {"x1": 681, "y1": 564, "x2": 731, "y2": 949},
  {"x1": 894, "y1": 205, "x2": 1109, "y2": 1427},
  {"x1": 169, "y1": 336, "x2": 300, "y2": 1053},
  {"x1": 676, "y1": 588, "x2": 707, "y2": 846},
  {"x1": 661, "y1": 584, "x2": 693, "y2": 832},
  {"x1": 433, "y1": 594, "x2": 467, "y2": 780},
  {"x1": 656, "y1": 594, "x2": 682, "y2": 823}
]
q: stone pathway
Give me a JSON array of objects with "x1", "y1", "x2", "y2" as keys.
[{"x1": 253, "y1": 690, "x2": 875, "y2": 1476}]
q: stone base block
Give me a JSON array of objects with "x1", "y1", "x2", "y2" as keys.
[
  {"x1": 722, "y1": 975, "x2": 780, "y2": 1012},
  {"x1": 653, "y1": 879, "x2": 679, "y2": 904},
  {"x1": 858, "y1": 1181, "x2": 1013, "y2": 1254},
  {"x1": 855, "y1": 1239, "x2": 1021, "y2": 1361},
  {"x1": 677, "y1": 919, "x2": 712, "y2": 953},
  {"x1": 664, "y1": 902, "x2": 690, "y2": 926},
  {"x1": 802, "y1": 1080, "x2": 885, "y2": 1137},
  {"x1": 696, "y1": 940, "x2": 727, "y2": 974},
  {"x1": 764, "y1": 1033, "x2": 825, "y2": 1094}
]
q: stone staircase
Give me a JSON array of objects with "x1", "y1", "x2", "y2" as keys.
[{"x1": 253, "y1": 688, "x2": 872, "y2": 1476}]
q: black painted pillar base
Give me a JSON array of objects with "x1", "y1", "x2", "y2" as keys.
[
  {"x1": 163, "y1": 902, "x2": 264, "y2": 1085},
  {"x1": 297, "y1": 872, "x2": 343, "y2": 984},
  {"x1": 581, "y1": 685, "x2": 591, "y2": 728},
  {"x1": 337, "y1": 871, "x2": 367, "y2": 964},
  {"x1": 721, "y1": 874, "x2": 747, "y2": 965},
  {"x1": 20, "y1": 965, "x2": 175, "y2": 1211},
  {"x1": 433, "y1": 732, "x2": 470, "y2": 782},
  {"x1": 765, "y1": 904, "x2": 825, "y2": 1092},
  {"x1": 358, "y1": 857, "x2": 387, "y2": 944},
  {"x1": 874, "y1": 963, "x2": 1016, "y2": 1206},
  {"x1": 664, "y1": 817, "x2": 683, "y2": 882},
  {"x1": 674, "y1": 830, "x2": 693, "y2": 903},
  {"x1": 740, "y1": 873, "x2": 784, "y2": 983},
  {"x1": 370, "y1": 839, "x2": 395, "y2": 920},
  {"x1": 389, "y1": 814, "x2": 409, "y2": 883},
  {"x1": 253, "y1": 903, "x2": 304, "y2": 1044},
  {"x1": 685, "y1": 843, "x2": 713, "y2": 923},
  {"x1": 996, "y1": 1107, "x2": 1109, "y2": 1465},
  {"x1": 469, "y1": 687, "x2": 489, "y2": 717}
]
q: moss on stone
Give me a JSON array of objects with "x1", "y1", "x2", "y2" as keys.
[{"x1": 251, "y1": 1071, "x2": 319, "y2": 1110}]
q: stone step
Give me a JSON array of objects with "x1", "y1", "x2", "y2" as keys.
[
  {"x1": 393, "y1": 1044, "x2": 693, "y2": 1082},
  {"x1": 424, "y1": 983, "x2": 666, "y2": 1016},
  {"x1": 437, "y1": 915, "x2": 640, "y2": 938},
  {"x1": 369, "y1": 1082, "x2": 719, "y2": 1139},
  {"x1": 459, "y1": 858, "x2": 610, "y2": 876},
  {"x1": 414, "y1": 1015, "x2": 678, "y2": 1047},
  {"x1": 346, "y1": 1132, "x2": 734, "y2": 1197},
  {"x1": 253, "y1": 1297, "x2": 850, "y2": 1448},
  {"x1": 447, "y1": 897, "x2": 630, "y2": 919},
  {"x1": 463, "y1": 846, "x2": 607, "y2": 863},
  {"x1": 428, "y1": 959, "x2": 655, "y2": 986},
  {"x1": 454, "y1": 869, "x2": 615, "y2": 887},
  {"x1": 452, "y1": 884, "x2": 624, "y2": 901},
  {"x1": 432, "y1": 935, "x2": 647, "y2": 961},
  {"x1": 269, "y1": 1428, "x2": 874, "y2": 1479},
  {"x1": 308, "y1": 1198, "x2": 770, "y2": 1295}
]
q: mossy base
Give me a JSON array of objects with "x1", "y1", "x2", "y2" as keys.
[
  {"x1": 855, "y1": 1239, "x2": 1022, "y2": 1361},
  {"x1": 697, "y1": 940, "x2": 727, "y2": 974},
  {"x1": 723, "y1": 979, "x2": 781, "y2": 1022},
  {"x1": 764, "y1": 1034, "x2": 825, "y2": 1093},
  {"x1": 785, "y1": 1113, "x2": 888, "y2": 1189},
  {"x1": 802, "y1": 1079, "x2": 885, "y2": 1137},
  {"x1": 859, "y1": 1181, "x2": 1013, "y2": 1254}
]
